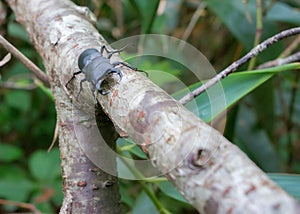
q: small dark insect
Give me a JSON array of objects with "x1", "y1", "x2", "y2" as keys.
[{"x1": 66, "y1": 45, "x2": 139, "y2": 97}]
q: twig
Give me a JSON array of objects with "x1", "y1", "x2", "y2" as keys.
[
  {"x1": 0, "y1": 73, "x2": 37, "y2": 90},
  {"x1": 180, "y1": 2, "x2": 205, "y2": 45},
  {"x1": 247, "y1": 0, "x2": 263, "y2": 70},
  {"x1": 0, "y1": 35, "x2": 50, "y2": 87},
  {"x1": 280, "y1": 35, "x2": 300, "y2": 58},
  {"x1": 0, "y1": 80, "x2": 37, "y2": 90},
  {"x1": 257, "y1": 51, "x2": 300, "y2": 69},
  {"x1": 0, "y1": 53, "x2": 11, "y2": 67},
  {"x1": 47, "y1": 120, "x2": 59, "y2": 152},
  {"x1": 0, "y1": 198, "x2": 42, "y2": 214},
  {"x1": 179, "y1": 26, "x2": 300, "y2": 105}
]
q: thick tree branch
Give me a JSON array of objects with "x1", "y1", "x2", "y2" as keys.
[
  {"x1": 7, "y1": 1, "x2": 121, "y2": 213},
  {"x1": 7, "y1": 0, "x2": 300, "y2": 213}
]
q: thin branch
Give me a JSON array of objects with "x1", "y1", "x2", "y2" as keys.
[
  {"x1": 179, "y1": 26, "x2": 300, "y2": 105},
  {"x1": 0, "y1": 198, "x2": 42, "y2": 214},
  {"x1": 257, "y1": 51, "x2": 300, "y2": 69},
  {"x1": 0, "y1": 80, "x2": 37, "y2": 90},
  {"x1": 180, "y1": 2, "x2": 205, "y2": 44},
  {"x1": 47, "y1": 120, "x2": 59, "y2": 152},
  {"x1": 247, "y1": 0, "x2": 263, "y2": 70},
  {"x1": 0, "y1": 35, "x2": 50, "y2": 87},
  {"x1": 0, "y1": 73, "x2": 37, "y2": 90},
  {"x1": 0, "y1": 53, "x2": 11, "y2": 66},
  {"x1": 280, "y1": 35, "x2": 300, "y2": 58}
]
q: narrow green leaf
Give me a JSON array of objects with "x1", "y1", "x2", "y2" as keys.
[
  {"x1": 266, "y1": 2, "x2": 300, "y2": 25},
  {"x1": 132, "y1": 191, "x2": 159, "y2": 214},
  {"x1": 174, "y1": 63, "x2": 300, "y2": 122},
  {"x1": 234, "y1": 104, "x2": 283, "y2": 171},
  {"x1": 117, "y1": 138, "x2": 147, "y2": 159},
  {"x1": 250, "y1": 80, "x2": 275, "y2": 140},
  {"x1": 135, "y1": 0, "x2": 160, "y2": 34},
  {"x1": 268, "y1": 173, "x2": 300, "y2": 201},
  {"x1": 157, "y1": 181, "x2": 188, "y2": 203},
  {"x1": 204, "y1": 0, "x2": 282, "y2": 60}
]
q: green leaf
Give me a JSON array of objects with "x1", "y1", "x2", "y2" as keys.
[
  {"x1": 0, "y1": 178, "x2": 34, "y2": 201},
  {"x1": 268, "y1": 173, "x2": 300, "y2": 201},
  {"x1": 0, "y1": 144, "x2": 23, "y2": 162},
  {"x1": 120, "y1": 182, "x2": 135, "y2": 207},
  {"x1": 5, "y1": 90, "x2": 31, "y2": 112},
  {"x1": 35, "y1": 80, "x2": 54, "y2": 101},
  {"x1": 250, "y1": 80, "x2": 275, "y2": 140},
  {"x1": 34, "y1": 200, "x2": 54, "y2": 214},
  {"x1": 0, "y1": 165, "x2": 27, "y2": 179},
  {"x1": 132, "y1": 191, "x2": 159, "y2": 214},
  {"x1": 204, "y1": 0, "x2": 282, "y2": 60},
  {"x1": 234, "y1": 104, "x2": 283, "y2": 171},
  {"x1": 204, "y1": 0, "x2": 256, "y2": 49},
  {"x1": 118, "y1": 138, "x2": 147, "y2": 159},
  {"x1": 266, "y1": 2, "x2": 300, "y2": 25},
  {"x1": 175, "y1": 63, "x2": 300, "y2": 122},
  {"x1": 152, "y1": 0, "x2": 182, "y2": 33},
  {"x1": 29, "y1": 148, "x2": 61, "y2": 182},
  {"x1": 135, "y1": 0, "x2": 160, "y2": 33},
  {"x1": 8, "y1": 22, "x2": 30, "y2": 42},
  {"x1": 51, "y1": 179, "x2": 63, "y2": 206},
  {"x1": 157, "y1": 181, "x2": 188, "y2": 203}
]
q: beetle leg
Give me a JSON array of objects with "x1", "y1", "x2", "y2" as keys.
[
  {"x1": 66, "y1": 70, "x2": 82, "y2": 88},
  {"x1": 100, "y1": 45, "x2": 110, "y2": 55},
  {"x1": 112, "y1": 61, "x2": 148, "y2": 76},
  {"x1": 90, "y1": 85, "x2": 97, "y2": 101},
  {"x1": 77, "y1": 78, "x2": 87, "y2": 98}
]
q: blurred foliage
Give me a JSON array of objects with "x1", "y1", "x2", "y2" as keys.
[{"x1": 0, "y1": 0, "x2": 300, "y2": 213}]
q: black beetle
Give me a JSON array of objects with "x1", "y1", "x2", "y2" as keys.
[{"x1": 66, "y1": 45, "x2": 139, "y2": 97}]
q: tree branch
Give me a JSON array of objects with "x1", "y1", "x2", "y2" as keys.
[
  {"x1": 257, "y1": 51, "x2": 300, "y2": 69},
  {"x1": 179, "y1": 27, "x2": 300, "y2": 105},
  {"x1": 7, "y1": 1, "x2": 121, "y2": 213},
  {"x1": 7, "y1": 0, "x2": 300, "y2": 213},
  {"x1": 0, "y1": 35, "x2": 50, "y2": 87}
]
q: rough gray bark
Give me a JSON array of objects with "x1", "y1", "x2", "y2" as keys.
[
  {"x1": 6, "y1": 0, "x2": 121, "y2": 213},
  {"x1": 7, "y1": 0, "x2": 300, "y2": 213}
]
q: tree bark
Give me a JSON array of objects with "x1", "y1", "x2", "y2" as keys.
[
  {"x1": 6, "y1": 0, "x2": 121, "y2": 213},
  {"x1": 7, "y1": 0, "x2": 300, "y2": 213}
]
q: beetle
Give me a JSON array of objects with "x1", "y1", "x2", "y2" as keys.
[{"x1": 66, "y1": 45, "x2": 139, "y2": 98}]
